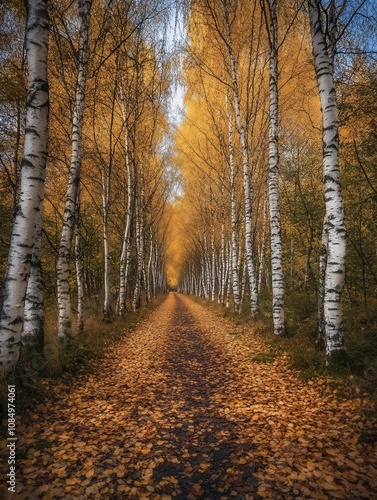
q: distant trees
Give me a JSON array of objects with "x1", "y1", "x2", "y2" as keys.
[
  {"x1": 0, "y1": 0, "x2": 172, "y2": 374},
  {"x1": 175, "y1": 0, "x2": 376, "y2": 362}
]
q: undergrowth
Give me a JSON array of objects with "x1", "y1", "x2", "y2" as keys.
[
  {"x1": 192, "y1": 291, "x2": 377, "y2": 401},
  {"x1": 0, "y1": 294, "x2": 167, "y2": 423}
]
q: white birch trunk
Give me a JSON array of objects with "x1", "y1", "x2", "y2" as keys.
[
  {"x1": 56, "y1": 0, "x2": 92, "y2": 339},
  {"x1": 308, "y1": 0, "x2": 346, "y2": 359},
  {"x1": 210, "y1": 229, "x2": 216, "y2": 301},
  {"x1": 101, "y1": 170, "x2": 111, "y2": 321},
  {"x1": 223, "y1": 2, "x2": 259, "y2": 317},
  {"x1": 219, "y1": 215, "x2": 226, "y2": 305},
  {"x1": 258, "y1": 198, "x2": 268, "y2": 294},
  {"x1": 226, "y1": 241, "x2": 231, "y2": 309},
  {"x1": 146, "y1": 227, "x2": 154, "y2": 303},
  {"x1": 74, "y1": 199, "x2": 84, "y2": 335},
  {"x1": 318, "y1": 216, "x2": 328, "y2": 349},
  {"x1": 0, "y1": 0, "x2": 49, "y2": 374},
  {"x1": 132, "y1": 200, "x2": 142, "y2": 310},
  {"x1": 227, "y1": 104, "x2": 241, "y2": 313},
  {"x1": 133, "y1": 164, "x2": 146, "y2": 311},
  {"x1": 118, "y1": 95, "x2": 134, "y2": 316},
  {"x1": 22, "y1": 205, "x2": 45, "y2": 362},
  {"x1": 267, "y1": 0, "x2": 285, "y2": 335}
]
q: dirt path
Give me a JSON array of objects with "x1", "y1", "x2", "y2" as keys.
[{"x1": 1, "y1": 293, "x2": 376, "y2": 499}]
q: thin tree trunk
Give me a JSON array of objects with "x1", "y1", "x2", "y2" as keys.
[
  {"x1": 226, "y1": 241, "x2": 231, "y2": 309},
  {"x1": 0, "y1": 0, "x2": 49, "y2": 375},
  {"x1": 211, "y1": 228, "x2": 216, "y2": 301},
  {"x1": 227, "y1": 99, "x2": 241, "y2": 313},
  {"x1": 101, "y1": 169, "x2": 111, "y2": 321},
  {"x1": 222, "y1": 1, "x2": 259, "y2": 317},
  {"x1": 133, "y1": 165, "x2": 145, "y2": 311},
  {"x1": 56, "y1": 0, "x2": 92, "y2": 339},
  {"x1": 146, "y1": 227, "x2": 154, "y2": 303},
  {"x1": 75, "y1": 186, "x2": 84, "y2": 335},
  {"x1": 258, "y1": 197, "x2": 268, "y2": 294},
  {"x1": 308, "y1": 0, "x2": 346, "y2": 360},
  {"x1": 118, "y1": 93, "x2": 134, "y2": 316},
  {"x1": 267, "y1": 0, "x2": 285, "y2": 335},
  {"x1": 318, "y1": 216, "x2": 328, "y2": 350},
  {"x1": 219, "y1": 213, "x2": 226, "y2": 305}
]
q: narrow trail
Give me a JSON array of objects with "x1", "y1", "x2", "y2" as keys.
[{"x1": 1, "y1": 293, "x2": 376, "y2": 499}]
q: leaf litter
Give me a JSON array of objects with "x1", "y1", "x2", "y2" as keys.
[{"x1": 1, "y1": 293, "x2": 376, "y2": 499}]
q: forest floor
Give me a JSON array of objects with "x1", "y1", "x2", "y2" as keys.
[{"x1": 1, "y1": 293, "x2": 376, "y2": 499}]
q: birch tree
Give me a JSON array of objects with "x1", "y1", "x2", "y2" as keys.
[
  {"x1": 308, "y1": 0, "x2": 346, "y2": 360},
  {"x1": 0, "y1": 0, "x2": 49, "y2": 374},
  {"x1": 220, "y1": 0, "x2": 259, "y2": 317},
  {"x1": 22, "y1": 206, "x2": 45, "y2": 365},
  {"x1": 263, "y1": 0, "x2": 285, "y2": 335},
  {"x1": 227, "y1": 100, "x2": 241, "y2": 313},
  {"x1": 118, "y1": 92, "x2": 135, "y2": 316},
  {"x1": 56, "y1": 0, "x2": 92, "y2": 339}
]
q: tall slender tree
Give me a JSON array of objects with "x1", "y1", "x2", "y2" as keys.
[
  {"x1": 263, "y1": 0, "x2": 285, "y2": 335},
  {"x1": 0, "y1": 0, "x2": 49, "y2": 374},
  {"x1": 56, "y1": 0, "x2": 92, "y2": 339},
  {"x1": 308, "y1": 0, "x2": 346, "y2": 360},
  {"x1": 221, "y1": 0, "x2": 259, "y2": 317}
]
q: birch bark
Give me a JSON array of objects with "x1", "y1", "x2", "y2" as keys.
[
  {"x1": 118, "y1": 89, "x2": 135, "y2": 316},
  {"x1": 0, "y1": 0, "x2": 49, "y2": 374},
  {"x1": 101, "y1": 168, "x2": 111, "y2": 321},
  {"x1": 227, "y1": 101, "x2": 241, "y2": 313},
  {"x1": 56, "y1": 0, "x2": 92, "y2": 339},
  {"x1": 222, "y1": 0, "x2": 259, "y2": 317},
  {"x1": 22, "y1": 206, "x2": 45, "y2": 364},
  {"x1": 267, "y1": 0, "x2": 285, "y2": 335},
  {"x1": 74, "y1": 185, "x2": 84, "y2": 335},
  {"x1": 308, "y1": 0, "x2": 346, "y2": 359},
  {"x1": 133, "y1": 165, "x2": 146, "y2": 311},
  {"x1": 318, "y1": 216, "x2": 328, "y2": 349}
]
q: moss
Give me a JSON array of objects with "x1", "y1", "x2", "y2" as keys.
[{"x1": 252, "y1": 352, "x2": 276, "y2": 363}]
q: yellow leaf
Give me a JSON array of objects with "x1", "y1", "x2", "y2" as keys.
[{"x1": 85, "y1": 468, "x2": 95, "y2": 479}]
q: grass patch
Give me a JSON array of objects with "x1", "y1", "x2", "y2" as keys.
[
  {"x1": 252, "y1": 352, "x2": 276, "y2": 363},
  {"x1": 192, "y1": 291, "x2": 375, "y2": 391}
]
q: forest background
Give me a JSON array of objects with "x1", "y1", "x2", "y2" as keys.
[{"x1": 0, "y1": 0, "x2": 377, "y2": 404}]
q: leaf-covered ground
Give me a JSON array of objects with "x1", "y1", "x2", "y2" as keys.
[{"x1": 1, "y1": 293, "x2": 376, "y2": 499}]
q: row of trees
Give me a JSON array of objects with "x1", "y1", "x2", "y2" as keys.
[
  {"x1": 174, "y1": 0, "x2": 377, "y2": 362},
  {"x1": 0, "y1": 0, "x2": 376, "y2": 374},
  {"x1": 0, "y1": 0, "x2": 174, "y2": 374}
]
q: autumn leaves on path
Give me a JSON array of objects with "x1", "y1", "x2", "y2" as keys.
[{"x1": 3, "y1": 294, "x2": 377, "y2": 499}]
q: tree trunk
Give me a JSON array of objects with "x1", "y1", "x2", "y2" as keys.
[
  {"x1": 133, "y1": 163, "x2": 146, "y2": 311},
  {"x1": 267, "y1": 0, "x2": 285, "y2": 335},
  {"x1": 101, "y1": 169, "x2": 111, "y2": 321},
  {"x1": 258, "y1": 197, "x2": 268, "y2": 294},
  {"x1": 56, "y1": 0, "x2": 92, "y2": 339},
  {"x1": 22, "y1": 205, "x2": 45, "y2": 368},
  {"x1": 318, "y1": 216, "x2": 328, "y2": 350},
  {"x1": 0, "y1": 0, "x2": 49, "y2": 375},
  {"x1": 222, "y1": 1, "x2": 259, "y2": 317},
  {"x1": 118, "y1": 93, "x2": 134, "y2": 316},
  {"x1": 75, "y1": 186, "x2": 84, "y2": 335},
  {"x1": 308, "y1": 0, "x2": 347, "y2": 360},
  {"x1": 227, "y1": 100, "x2": 242, "y2": 313}
]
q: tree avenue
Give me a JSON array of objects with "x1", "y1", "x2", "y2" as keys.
[{"x1": 0, "y1": 0, "x2": 376, "y2": 375}]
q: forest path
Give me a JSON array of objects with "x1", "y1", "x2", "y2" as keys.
[{"x1": 3, "y1": 293, "x2": 376, "y2": 499}]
